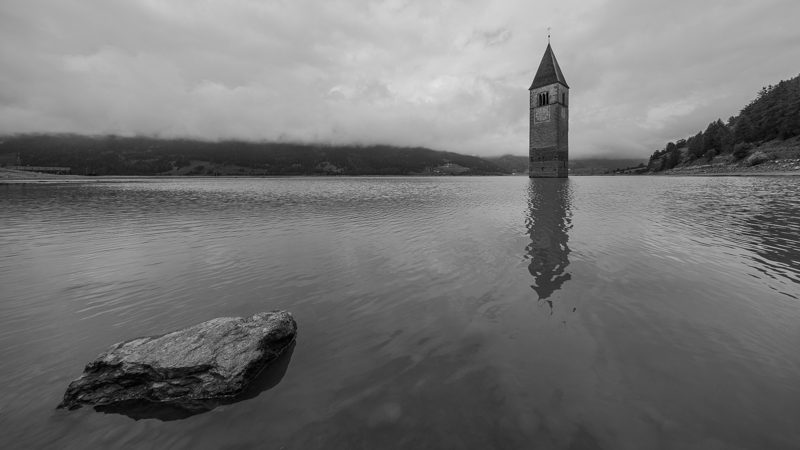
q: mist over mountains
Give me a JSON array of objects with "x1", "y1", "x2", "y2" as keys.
[{"x1": 0, "y1": 134, "x2": 510, "y2": 176}]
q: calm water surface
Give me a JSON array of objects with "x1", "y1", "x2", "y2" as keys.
[{"x1": 1, "y1": 176, "x2": 799, "y2": 449}]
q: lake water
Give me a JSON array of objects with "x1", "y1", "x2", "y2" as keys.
[{"x1": 1, "y1": 176, "x2": 799, "y2": 449}]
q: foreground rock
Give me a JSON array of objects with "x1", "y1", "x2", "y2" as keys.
[{"x1": 58, "y1": 310, "x2": 297, "y2": 412}]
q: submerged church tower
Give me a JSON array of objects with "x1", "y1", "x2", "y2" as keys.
[{"x1": 529, "y1": 43, "x2": 569, "y2": 177}]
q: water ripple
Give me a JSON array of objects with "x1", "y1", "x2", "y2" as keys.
[{"x1": 2, "y1": 176, "x2": 800, "y2": 449}]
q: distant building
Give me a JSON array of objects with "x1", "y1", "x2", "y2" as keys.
[{"x1": 529, "y1": 43, "x2": 569, "y2": 178}]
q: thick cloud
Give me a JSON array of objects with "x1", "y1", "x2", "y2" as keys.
[{"x1": 1, "y1": 0, "x2": 799, "y2": 158}]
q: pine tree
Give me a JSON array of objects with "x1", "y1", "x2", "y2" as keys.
[
  {"x1": 715, "y1": 121, "x2": 733, "y2": 153},
  {"x1": 703, "y1": 121, "x2": 720, "y2": 152},
  {"x1": 688, "y1": 131, "x2": 704, "y2": 159},
  {"x1": 666, "y1": 147, "x2": 680, "y2": 169},
  {"x1": 733, "y1": 114, "x2": 754, "y2": 143}
]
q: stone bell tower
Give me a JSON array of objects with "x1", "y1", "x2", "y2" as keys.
[{"x1": 529, "y1": 43, "x2": 569, "y2": 178}]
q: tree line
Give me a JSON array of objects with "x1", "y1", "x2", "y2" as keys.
[
  {"x1": 0, "y1": 134, "x2": 508, "y2": 176},
  {"x1": 649, "y1": 73, "x2": 800, "y2": 171}
]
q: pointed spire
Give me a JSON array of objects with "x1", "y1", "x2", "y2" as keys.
[{"x1": 529, "y1": 43, "x2": 569, "y2": 90}]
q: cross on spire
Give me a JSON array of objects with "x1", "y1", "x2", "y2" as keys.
[{"x1": 548, "y1": 28, "x2": 551, "y2": 43}]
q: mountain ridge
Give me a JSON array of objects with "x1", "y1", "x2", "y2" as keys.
[{"x1": 0, "y1": 134, "x2": 509, "y2": 176}]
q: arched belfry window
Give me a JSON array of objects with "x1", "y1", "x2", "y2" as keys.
[
  {"x1": 562, "y1": 93, "x2": 566, "y2": 105},
  {"x1": 537, "y1": 92, "x2": 550, "y2": 107}
]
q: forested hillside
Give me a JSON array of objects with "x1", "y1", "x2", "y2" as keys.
[
  {"x1": 648, "y1": 73, "x2": 800, "y2": 171},
  {"x1": 0, "y1": 134, "x2": 508, "y2": 176},
  {"x1": 485, "y1": 155, "x2": 529, "y2": 173}
]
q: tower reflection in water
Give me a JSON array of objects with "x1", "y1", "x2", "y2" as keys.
[{"x1": 524, "y1": 179, "x2": 573, "y2": 313}]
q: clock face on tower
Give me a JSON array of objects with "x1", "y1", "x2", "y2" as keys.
[{"x1": 534, "y1": 106, "x2": 550, "y2": 123}]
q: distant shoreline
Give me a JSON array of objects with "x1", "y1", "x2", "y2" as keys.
[
  {"x1": 662, "y1": 171, "x2": 800, "y2": 177},
  {"x1": 654, "y1": 156, "x2": 800, "y2": 177},
  {"x1": 584, "y1": 171, "x2": 800, "y2": 177},
  {"x1": 3, "y1": 167, "x2": 799, "y2": 184},
  {"x1": 0, "y1": 168, "x2": 505, "y2": 183}
]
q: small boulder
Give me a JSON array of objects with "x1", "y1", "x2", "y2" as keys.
[{"x1": 58, "y1": 310, "x2": 297, "y2": 411}]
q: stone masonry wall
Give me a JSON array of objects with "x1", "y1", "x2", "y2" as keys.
[{"x1": 529, "y1": 83, "x2": 569, "y2": 177}]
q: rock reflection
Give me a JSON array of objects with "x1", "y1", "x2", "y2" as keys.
[
  {"x1": 94, "y1": 340, "x2": 296, "y2": 421},
  {"x1": 525, "y1": 179, "x2": 573, "y2": 311}
]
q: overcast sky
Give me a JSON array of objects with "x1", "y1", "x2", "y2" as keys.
[{"x1": 2, "y1": 0, "x2": 799, "y2": 159}]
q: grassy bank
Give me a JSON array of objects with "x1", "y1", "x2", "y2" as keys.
[{"x1": 658, "y1": 136, "x2": 800, "y2": 176}]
